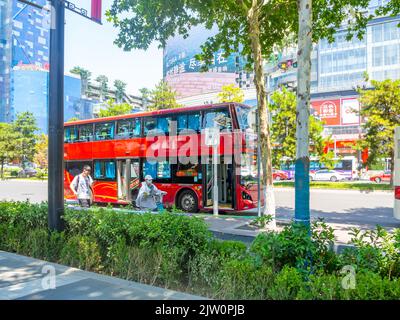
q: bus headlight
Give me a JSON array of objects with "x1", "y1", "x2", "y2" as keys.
[{"x1": 242, "y1": 191, "x2": 252, "y2": 201}]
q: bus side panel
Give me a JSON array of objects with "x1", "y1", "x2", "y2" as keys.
[
  {"x1": 64, "y1": 142, "x2": 93, "y2": 161},
  {"x1": 92, "y1": 141, "x2": 116, "y2": 159},
  {"x1": 92, "y1": 181, "x2": 118, "y2": 203},
  {"x1": 64, "y1": 170, "x2": 76, "y2": 200},
  {"x1": 114, "y1": 139, "x2": 143, "y2": 158},
  {"x1": 154, "y1": 183, "x2": 203, "y2": 209},
  {"x1": 236, "y1": 184, "x2": 259, "y2": 211},
  {"x1": 64, "y1": 170, "x2": 119, "y2": 203}
]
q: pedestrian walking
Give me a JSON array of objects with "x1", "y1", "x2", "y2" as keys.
[{"x1": 70, "y1": 165, "x2": 94, "y2": 208}]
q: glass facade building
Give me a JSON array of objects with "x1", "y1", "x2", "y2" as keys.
[
  {"x1": 11, "y1": 0, "x2": 49, "y2": 68},
  {"x1": 1, "y1": 1, "x2": 94, "y2": 133},
  {"x1": 11, "y1": 69, "x2": 90, "y2": 134},
  {"x1": 0, "y1": 0, "x2": 12, "y2": 122}
]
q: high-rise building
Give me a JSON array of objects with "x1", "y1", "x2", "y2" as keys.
[
  {"x1": 0, "y1": 0, "x2": 12, "y2": 123},
  {"x1": 0, "y1": 0, "x2": 97, "y2": 132},
  {"x1": 11, "y1": 0, "x2": 49, "y2": 68},
  {"x1": 163, "y1": 25, "x2": 241, "y2": 98},
  {"x1": 0, "y1": 0, "x2": 50, "y2": 124},
  {"x1": 11, "y1": 68, "x2": 86, "y2": 133}
]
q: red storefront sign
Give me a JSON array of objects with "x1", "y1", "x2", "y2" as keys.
[{"x1": 310, "y1": 99, "x2": 341, "y2": 126}]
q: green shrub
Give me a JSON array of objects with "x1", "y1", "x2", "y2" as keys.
[
  {"x1": 217, "y1": 258, "x2": 275, "y2": 299},
  {"x1": 106, "y1": 237, "x2": 184, "y2": 288},
  {"x1": 188, "y1": 240, "x2": 248, "y2": 297},
  {"x1": 0, "y1": 201, "x2": 47, "y2": 230},
  {"x1": 250, "y1": 219, "x2": 339, "y2": 273},
  {"x1": 60, "y1": 235, "x2": 103, "y2": 272},
  {"x1": 340, "y1": 226, "x2": 400, "y2": 278},
  {"x1": 267, "y1": 266, "x2": 305, "y2": 299}
]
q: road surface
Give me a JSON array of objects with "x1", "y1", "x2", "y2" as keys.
[{"x1": 0, "y1": 180, "x2": 398, "y2": 229}]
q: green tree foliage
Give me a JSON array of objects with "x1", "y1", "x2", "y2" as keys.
[
  {"x1": 66, "y1": 117, "x2": 79, "y2": 122},
  {"x1": 12, "y1": 112, "x2": 38, "y2": 166},
  {"x1": 34, "y1": 134, "x2": 48, "y2": 169},
  {"x1": 139, "y1": 87, "x2": 151, "y2": 110},
  {"x1": 114, "y1": 79, "x2": 127, "y2": 103},
  {"x1": 269, "y1": 88, "x2": 333, "y2": 167},
  {"x1": 95, "y1": 75, "x2": 109, "y2": 101},
  {"x1": 70, "y1": 66, "x2": 91, "y2": 96},
  {"x1": 98, "y1": 99, "x2": 132, "y2": 118},
  {"x1": 356, "y1": 79, "x2": 400, "y2": 181},
  {"x1": 0, "y1": 124, "x2": 23, "y2": 179},
  {"x1": 218, "y1": 84, "x2": 245, "y2": 103},
  {"x1": 147, "y1": 80, "x2": 182, "y2": 111}
]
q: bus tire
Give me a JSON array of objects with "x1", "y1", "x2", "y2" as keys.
[
  {"x1": 177, "y1": 190, "x2": 199, "y2": 213},
  {"x1": 375, "y1": 177, "x2": 381, "y2": 183},
  {"x1": 330, "y1": 176, "x2": 338, "y2": 182}
]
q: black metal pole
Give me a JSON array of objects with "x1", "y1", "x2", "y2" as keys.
[{"x1": 48, "y1": 0, "x2": 65, "y2": 231}]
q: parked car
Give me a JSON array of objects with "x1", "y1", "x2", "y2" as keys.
[
  {"x1": 4, "y1": 164, "x2": 21, "y2": 171},
  {"x1": 369, "y1": 170, "x2": 392, "y2": 183},
  {"x1": 18, "y1": 167, "x2": 37, "y2": 178},
  {"x1": 310, "y1": 169, "x2": 346, "y2": 182},
  {"x1": 273, "y1": 169, "x2": 289, "y2": 181}
]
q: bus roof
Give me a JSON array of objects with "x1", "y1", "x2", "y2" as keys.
[{"x1": 64, "y1": 102, "x2": 252, "y2": 127}]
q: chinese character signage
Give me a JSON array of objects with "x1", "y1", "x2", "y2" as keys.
[
  {"x1": 163, "y1": 25, "x2": 237, "y2": 77},
  {"x1": 311, "y1": 98, "x2": 362, "y2": 126},
  {"x1": 311, "y1": 99, "x2": 341, "y2": 126}
]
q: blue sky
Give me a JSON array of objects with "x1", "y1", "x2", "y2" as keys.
[{"x1": 64, "y1": 0, "x2": 163, "y2": 96}]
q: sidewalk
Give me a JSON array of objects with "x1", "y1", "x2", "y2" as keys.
[{"x1": 0, "y1": 251, "x2": 204, "y2": 300}]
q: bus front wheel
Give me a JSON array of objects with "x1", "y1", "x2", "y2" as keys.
[{"x1": 178, "y1": 190, "x2": 199, "y2": 213}]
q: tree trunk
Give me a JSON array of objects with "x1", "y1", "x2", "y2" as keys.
[
  {"x1": 295, "y1": 0, "x2": 313, "y2": 226},
  {"x1": 390, "y1": 151, "x2": 394, "y2": 187},
  {"x1": 0, "y1": 159, "x2": 4, "y2": 180},
  {"x1": 247, "y1": 0, "x2": 276, "y2": 226}
]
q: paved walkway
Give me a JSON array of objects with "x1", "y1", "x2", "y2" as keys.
[{"x1": 0, "y1": 251, "x2": 204, "y2": 300}]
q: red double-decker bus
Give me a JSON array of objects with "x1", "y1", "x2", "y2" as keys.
[{"x1": 64, "y1": 103, "x2": 261, "y2": 212}]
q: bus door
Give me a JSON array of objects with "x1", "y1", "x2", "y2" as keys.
[
  {"x1": 116, "y1": 158, "x2": 140, "y2": 203},
  {"x1": 202, "y1": 156, "x2": 234, "y2": 209}
]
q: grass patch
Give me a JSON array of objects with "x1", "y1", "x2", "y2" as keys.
[{"x1": 274, "y1": 181, "x2": 393, "y2": 191}]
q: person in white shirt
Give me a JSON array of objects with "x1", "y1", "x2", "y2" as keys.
[
  {"x1": 136, "y1": 175, "x2": 166, "y2": 211},
  {"x1": 70, "y1": 165, "x2": 94, "y2": 208}
]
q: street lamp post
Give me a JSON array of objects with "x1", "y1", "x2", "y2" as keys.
[{"x1": 48, "y1": 0, "x2": 65, "y2": 231}]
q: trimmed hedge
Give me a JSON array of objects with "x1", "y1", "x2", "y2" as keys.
[{"x1": 0, "y1": 201, "x2": 399, "y2": 299}]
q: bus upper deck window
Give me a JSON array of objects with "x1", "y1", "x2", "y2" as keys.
[
  {"x1": 133, "y1": 119, "x2": 141, "y2": 137},
  {"x1": 117, "y1": 120, "x2": 132, "y2": 139},
  {"x1": 95, "y1": 122, "x2": 115, "y2": 141},
  {"x1": 177, "y1": 114, "x2": 188, "y2": 132},
  {"x1": 64, "y1": 127, "x2": 77, "y2": 143},
  {"x1": 78, "y1": 124, "x2": 93, "y2": 142},
  {"x1": 177, "y1": 113, "x2": 200, "y2": 133},
  {"x1": 188, "y1": 113, "x2": 200, "y2": 132},
  {"x1": 157, "y1": 117, "x2": 171, "y2": 134},
  {"x1": 144, "y1": 118, "x2": 156, "y2": 135},
  {"x1": 204, "y1": 110, "x2": 232, "y2": 131}
]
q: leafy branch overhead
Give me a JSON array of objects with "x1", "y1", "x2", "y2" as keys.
[{"x1": 106, "y1": 0, "x2": 371, "y2": 70}]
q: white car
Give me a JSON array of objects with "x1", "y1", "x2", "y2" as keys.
[{"x1": 310, "y1": 169, "x2": 346, "y2": 182}]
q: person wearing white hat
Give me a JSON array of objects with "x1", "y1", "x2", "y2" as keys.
[{"x1": 136, "y1": 175, "x2": 166, "y2": 211}]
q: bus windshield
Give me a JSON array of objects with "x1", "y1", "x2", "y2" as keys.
[{"x1": 236, "y1": 105, "x2": 256, "y2": 131}]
